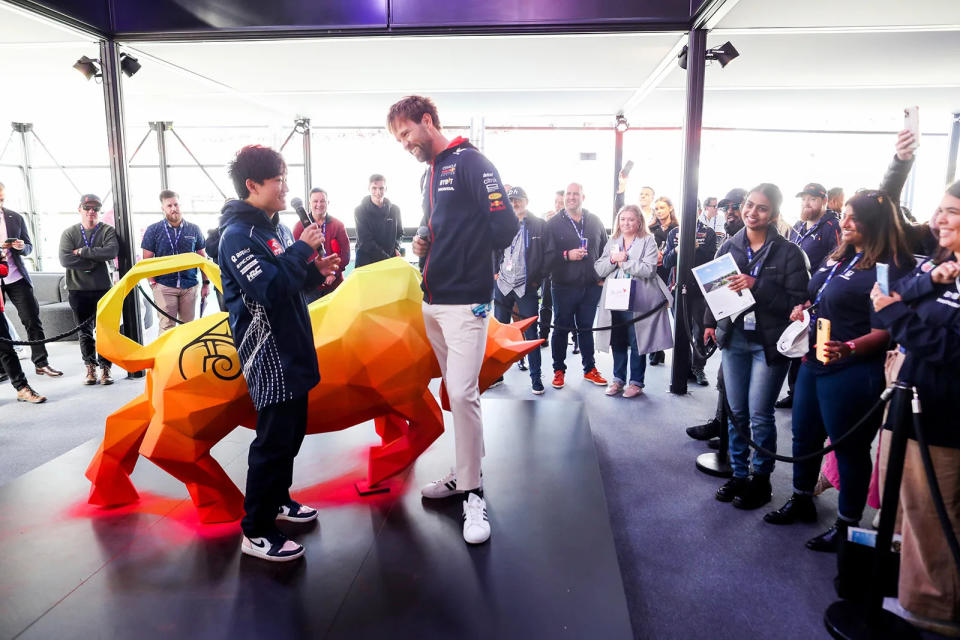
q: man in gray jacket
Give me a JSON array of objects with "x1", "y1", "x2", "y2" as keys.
[{"x1": 58, "y1": 194, "x2": 119, "y2": 385}]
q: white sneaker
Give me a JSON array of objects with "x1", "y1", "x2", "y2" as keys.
[
  {"x1": 241, "y1": 532, "x2": 304, "y2": 562},
  {"x1": 276, "y1": 500, "x2": 318, "y2": 523},
  {"x1": 605, "y1": 381, "x2": 623, "y2": 396},
  {"x1": 421, "y1": 468, "x2": 482, "y2": 499},
  {"x1": 462, "y1": 493, "x2": 491, "y2": 544}
]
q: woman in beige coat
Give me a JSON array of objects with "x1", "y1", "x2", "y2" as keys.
[{"x1": 594, "y1": 205, "x2": 674, "y2": 397}]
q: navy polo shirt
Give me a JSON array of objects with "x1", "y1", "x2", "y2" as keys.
[
  {"x1": 804, "y1": 255, "x2": 913, "y2": 374},
  {"x1": 792, "y1": 211, "x2": 841, "y2": 271},
  {"x1": 140, "y1": 219, "x2": 205, "y2": 288}
]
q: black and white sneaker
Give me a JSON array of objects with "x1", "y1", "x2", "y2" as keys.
[
  {"x1": 241, "y1": 531, "x2": 304, "y2": 562},
  {"x1": 462, "y1": 493, "x2": 491, "y2": 544},
  {"x1": 276, "y1": 500, "x2": 318, "y2": 523},
  {"x1": 421, "y1": 468, "x2": 482, "y2": 499}
]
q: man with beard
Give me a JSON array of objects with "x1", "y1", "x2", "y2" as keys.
[
  {"x1": 354, "y1": 174, "x2": 402, "y2": 268},
  {"x1": 686, "y1": 188, "x2": 746, "y2": 441}
]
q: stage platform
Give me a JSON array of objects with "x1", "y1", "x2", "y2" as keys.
[{"x1": 0, "y1": 399, "x2": 633, "y2": 639}]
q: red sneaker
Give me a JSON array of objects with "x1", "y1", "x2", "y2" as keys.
[
  {"x1": 583, "y1": 368, "x2": 608, "y2": 386},
  {"x1": 552, "y1": 370, "x2": 565, "y2": 389}
]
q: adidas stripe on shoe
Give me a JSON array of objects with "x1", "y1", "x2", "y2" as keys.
[{"x1": 462, "y1": 493, "x2": 491, "y2": 544}]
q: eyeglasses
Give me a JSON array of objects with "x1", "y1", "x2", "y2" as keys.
[{"x1": 82, "y1": 205, "x2": 101, "y2": 212}]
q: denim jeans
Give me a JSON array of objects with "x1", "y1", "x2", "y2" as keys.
[
  {"x1": 551, "y1": 283, "x2": 602, "y2": 373},
  {"x1": 610, "y1": 310, "x2": 645, "y2": 387},
  {"x1": 791, "y1": 360, "x2": 884, "y2": 522},
  {"x1": 494, "y1": 286, "x2": 542, "y2": 381},
  {"x1": 721, "y1": 327, "x2": 789, "y2": 478}
]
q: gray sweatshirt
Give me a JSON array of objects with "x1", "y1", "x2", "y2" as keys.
[{"x1": 58, "y1": 223, "x2": 119, "y2": 290}]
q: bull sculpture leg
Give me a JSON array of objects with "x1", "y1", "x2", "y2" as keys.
[
  {"x1": 363, "y1": 389, "x2": 445, "y2": 491},
  {"x1": 85, "y1": 390, "x2": 153, "y2": 507}
]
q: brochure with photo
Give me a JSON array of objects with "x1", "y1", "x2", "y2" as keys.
[{"x1": 691, "y1": 253, "x2": 756, "y2": 321}]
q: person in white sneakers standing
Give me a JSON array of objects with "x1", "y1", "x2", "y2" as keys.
[{"x1": 388, "y1": 95, "x2": 518, "y2": 545}]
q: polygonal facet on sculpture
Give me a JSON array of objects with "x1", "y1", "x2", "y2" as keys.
[{"x1": 85, "y1": 255, "x2": 540, "y2": 523}]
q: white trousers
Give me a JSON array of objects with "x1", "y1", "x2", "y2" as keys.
[{"x1": 422, "y1": 302, "x2": 487, "y2": 491}]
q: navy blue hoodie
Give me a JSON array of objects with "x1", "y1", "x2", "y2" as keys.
[
  {"x1": 419, "y1": 137, "x2": 519, "y2": 304},
  {"x1": 218, "y1": 199, "x2": 324, "y2": 410}
]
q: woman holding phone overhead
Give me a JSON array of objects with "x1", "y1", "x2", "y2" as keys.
[
  {"x1": 704, "y1": 184, "x2": 809, "y2": 511},
  {"x1": 765, "y1": 190, "x2": 914, "y2": 553}
]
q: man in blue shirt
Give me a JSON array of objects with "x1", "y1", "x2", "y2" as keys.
[{"x1": 141, "y1": 190, "x2": 210, "y2": 333}]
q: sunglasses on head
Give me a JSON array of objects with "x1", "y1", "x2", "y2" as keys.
[{"x1": 82, "y1": 205, "x2": 101, "y2": 212}]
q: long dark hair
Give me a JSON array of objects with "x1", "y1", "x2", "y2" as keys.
[
  {"x1": 933, "y1": 180, "x2": 960, "y2": 264},
  {"x1": 830, "y1": 190, "x2": 913, "y2": 270},
  {"x1": 746, "y1": 183, "x2": 783, "y2": 221},
  {"x1": 652, "y1": 196, "x2": 679, "y2": 229}
]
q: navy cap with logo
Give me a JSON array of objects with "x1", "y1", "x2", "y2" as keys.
[
  {"x1": 795, "y1": 183, "x2": 827, "y2": 199},
  {"x1": 718, "y1": 188, "x2": 747, "y2": 209},
  {"x1": 79, "y1": 194, "x2": 102, "y2": 208},
  {"x1": 507, "y1": 186, "x2": 528, "y2": 200}
]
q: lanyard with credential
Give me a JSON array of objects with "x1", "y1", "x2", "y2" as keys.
[
  {"x1": 793, "y1": 218, "x2": 825, "y2": 246},
  {"x1": 79, "y1": 223, "x2": 100, "y2": 249},
  {"x1": 813, "y1": 252, "x2": 862, "y2": 309},
  {"x1": 164, "y1": 224, "x2": 183, "y2": 253},
  {"x1": 566, "y1": 212, "x2": 585, "y2": 245},
  {"x1": 744, "y1": 245, "x2": 766, "y2": 277}
]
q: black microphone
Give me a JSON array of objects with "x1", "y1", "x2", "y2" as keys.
[
  {"x1": 416, "y1": 226, "x2": 430, "y2": 241},
  {"x1": 290, "y1": 197, "x2": 314, "y2": 228}
]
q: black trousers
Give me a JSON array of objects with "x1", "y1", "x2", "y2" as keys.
[
  {"x1": 67, "y1": 289, "x2": 110, "y2": 366},
  {"x1": 687, "y1": 293, "x2": 709, "y2": 371},
  {"x1": 713, "y1": 366, "x2": 726, "y2": 423},
  {"x1": 539, "y1": 276, "x2": 553, "y2": 341},
  {"x1": 785, "y1": 358, "x2": 801, "y2": 397},
  {"x1": 241, "y1": 393, "x2": 309, "y2": 537},
  {"x1": 0, "y1": 312, "x2": 27, "y2": 390},
  {"x1": 1, "y1": 278, "x2": 49, "y2": 367}
]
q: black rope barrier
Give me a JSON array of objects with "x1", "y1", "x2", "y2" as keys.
[
  {"x1": 493, "y1": 297, "x2": 668, "y2": 332},
  {"x1": 0, "y1": 314, "x2": 94, "y2": 345},
  {"x1": 136, "y1": 284, "x2": 186, "y2": 325}
]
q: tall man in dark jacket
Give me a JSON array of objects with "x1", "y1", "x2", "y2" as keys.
[
  {"x1": 354, "y1": 174, "x2": 402, "y2": 268},
  {"x1": 0, "y1": 182, "x2": 62, "y2": 377},
  {"x1": 59, "y1": 194, "x2": 119, "y2": 385},
  {"x1": 389, "y1": 95, "x2": 517, "y2": 545},
  {"x1": 219, "y1": 145, "x2": 339, "y2": 562},
  {"x1": 494, "y1": 186, "x2": 548, "y2": 395},
  {"x1": 545, "y1": 183, "x2": 608, "y2": 389}
]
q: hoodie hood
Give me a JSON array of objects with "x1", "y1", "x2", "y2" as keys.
[
  {"x1": 219, "y1": 199, "x2": 277, "y2": 232},
  {"x1": 359, "y1": 195, "x2": 393, "y2": 212},
  {"x1": 433, "y1": 136, "x2": 476, "y2": 165}
]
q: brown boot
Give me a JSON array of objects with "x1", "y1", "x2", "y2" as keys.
[
  {"x1": 84, "y1": 363, "x2": 98, "y2": 385},
  {"x1": 99, "y1": 366, "x2": 114, "y2": 386},
  {"x1": 17, "y1": 385, "x2": 46, "y2": 403}
]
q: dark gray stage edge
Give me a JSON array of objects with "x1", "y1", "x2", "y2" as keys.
[{"x1": 0, "y1": 399, "x2": 632, "y2": 640}]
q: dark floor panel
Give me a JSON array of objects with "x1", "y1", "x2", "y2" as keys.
[{"x1": 1, "y1": 400, "x2": 631, "y2": 640}]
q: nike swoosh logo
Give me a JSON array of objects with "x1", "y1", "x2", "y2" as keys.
[{"x1": 251, "y1": 538, "x2": 266, "y2": 548}]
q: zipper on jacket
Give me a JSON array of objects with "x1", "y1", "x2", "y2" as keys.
[{"x1": 422, "y1": 161, "x2": 437, "y2": 303}]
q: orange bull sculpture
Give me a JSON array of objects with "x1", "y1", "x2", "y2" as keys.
[{"x1": 86, "y1": 255, "x2": 540, "y2": 523}]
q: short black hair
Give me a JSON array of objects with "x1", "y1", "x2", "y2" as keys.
[
  {"x1": 369, "y1": 174, "x2": 385, "y2": 184},
  {"x1": 387, "y1": 95, "x2": 441, "y2": 133},
  {"x1": 227, "y1": 145, "x2": 286, "y2": 200},
  {"x1": 159, "y1": 189, "x2": 178, "y2": 202}
]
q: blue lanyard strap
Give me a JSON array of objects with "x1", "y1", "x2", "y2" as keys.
[
  {"x1": 79, "y1": 223, "x2": 100, "y2": 248},
  {"x1": 745, "y1": 245, "x2": 764, "y2": 277},
  {"x1": 565, "y1": 212, "x2": 585, "y2": 242},
  {"x1": 164, "y1": 223, "x2": 183, "y2": 253},
  {"x1": 813, "y1": 252, "x2": 862, "y2": 308},
  {"x1": 793, "y1": 218, "x2": 824, "y2": 245}
]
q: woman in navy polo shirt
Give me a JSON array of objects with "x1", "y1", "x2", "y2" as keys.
[
  {"x1": 871, "y1": 181, "x2": 960, "y2": 632},
  {"x1": 765, "y1": 190, "x2": 915, "y2": 552}
]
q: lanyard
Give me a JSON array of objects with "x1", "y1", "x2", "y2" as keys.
[
  {"x1": 79, "y1": 223, "x2": 100, "y2": 249},
  {"x1": 793, "y1": 218, "x2": 825, "y2": 246},
  {"x1": 813, "y1": 252, "x2": 862, "y2": 308},
  {"x1": 565, "y1": 212, "x2": 585, "y2": 243},
  {"x1": 745, "y1": 245, "x2": 765, "y2": 277},
  {"x1": 164, "y1": 223, "x2": 183, "y2": 253}
]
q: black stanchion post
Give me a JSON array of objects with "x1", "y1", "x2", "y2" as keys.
[
  {"x1": 696, "y1": 370, "x2": 732, "y2": 477},
  {"x1": 823, "y1": 383, "x2": 920, "y2": 640}
]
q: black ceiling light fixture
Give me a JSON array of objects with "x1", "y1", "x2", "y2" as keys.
[
  {"x1": 615, "y1": 113, "x2": 629, "y2": 133},
  {"x1": 73, "y1": 55, "x2": 100, "y2": 80},
  {"x1": 119, "y1": 53, "x2": 141, "y2": 77},
  {"x1": 677, "y1": 41, "x2": 740, "y2": 70}
]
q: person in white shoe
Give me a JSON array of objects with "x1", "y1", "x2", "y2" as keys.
[
  {"x1": 388, "y1": 95, "x2": 518, "y2": 545},
  {"x1": 594, "y1": 205, "x2": 673, "y2": 398}
]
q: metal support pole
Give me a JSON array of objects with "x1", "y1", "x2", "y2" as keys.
[
  {"x1": 470, "y1": 116, "x2": 485, "y2": 154},
  {"x1": 100, "y1": 40, "x2": 144, "y2": 357},
  {"x1": 12, "y1": 122, "x2": 42, "y2": 270},
  {"x1": 298, "y1": 117, "x2": 312, "y2": 198},
  {"x1": 670, "y1": 28, "x2": 707, "y2": 395},
  {"x1": 612, "y1": 126, "x2": 624, "y2": 225},
  {"x1": 947, "y1": 111, "x2": 960, "y2": 184},
  {"x1": 150, "y1": 121, "x2": 171, "y2": 190}
]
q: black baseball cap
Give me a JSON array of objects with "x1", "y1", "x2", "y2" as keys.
[
  {"x1": 507, "y1": 186, "x2": 528, "y2": 200},
  {"x1": 79, "y1": 194, "x2": 102, "y2": 208},
  {"x1": 718, "y1": 188, "x2": 746, "y2": 209},
  {"x1": 795, "y1": 183, "x2": 827, "y2": 199}
]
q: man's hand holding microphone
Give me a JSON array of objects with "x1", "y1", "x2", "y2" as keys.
[
  {"x1": 292, "y1": 197, "x2": 339, "y2": 277},
  {"x1": 413, "y1": 226, "x2": 431, "y2": 257}
]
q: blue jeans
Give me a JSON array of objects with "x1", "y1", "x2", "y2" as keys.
[
  {"x1": 610, "y1": 310, "x2": 645, "y2": 387},
  {"x1": 551, "y1": 283, "x2": 602, "y2": 373},
  {"x1": 493, "y1": 286, "x2": 542, "y2": 380},
  {"x1": 721, "y1": 327, "x2": 789, "y2": 478},
  {"x1": 791, "y1": 361, "x2": 884, "y2": 522}
]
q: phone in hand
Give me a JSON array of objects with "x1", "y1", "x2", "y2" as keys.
[
  {"x1": 816, "y1": 318, "x2": 832, "y2": 364},
  {"x1": 876, "y1": 262, "x2": 889, "y2": 295},
  {"x1": 580, "y1": 237, "x2": 588, "y2": 251},
  {"x1": 4, "y1": 238, "x2": 17, "y2": 244},
  {"x1": 903, "y1": 106, "x2": 919, "y2": 150}
]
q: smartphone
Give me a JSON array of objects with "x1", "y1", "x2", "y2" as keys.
[
  {"x1": 580, "y1": 237, "x2": 588, "y2": 250},
  {"x1": 621, "y1": 159, "x2": 635, "y2": 177},
  {"x1": 816, "y1": 318, "x2": 832, "y2": 364},
  {"x1": 876, "y1": 262, "x2": 889, "y2": 295},
  {"x1": 4, "y1": 238, "x2": 17, "y2": 244},
  {"x1": 904, "y1": 106, "x2": 919, "y2": 150}
]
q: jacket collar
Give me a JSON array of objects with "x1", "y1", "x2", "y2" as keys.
[
  {"x1": 730, "y1": 224, "x2": 782, "y2": 253},
  {"x1": 433, "y1": 136, "x2": 474, "y2": 165}
]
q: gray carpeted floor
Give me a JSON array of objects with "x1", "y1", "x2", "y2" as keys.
[{"x1": 0, "y1": 339, "x2": 897, "y2": 639}]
